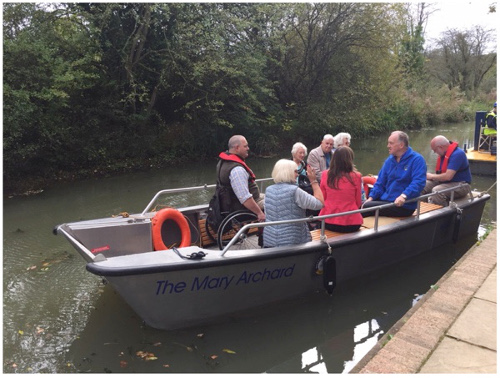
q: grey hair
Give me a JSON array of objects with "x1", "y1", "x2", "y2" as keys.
[
  {"x1": 333, "y1": 132, "x2": 351, "y2": 148},
  {"x1": 393, "y1": 131, "x2": 409, "y2": 147},
  {"x1": 271, "y1": 159, "x2": 297, "y2": 184},
  {"x1": 323, "y1": 134, "x2": 334, "y2": 142},
  {"x1": 291, "y1": 142, "x2": 308, "y2": 157}
]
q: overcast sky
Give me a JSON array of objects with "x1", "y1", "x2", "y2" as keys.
[{"x1": 423, "y1": 0, "x2": 497, "y2": 49}]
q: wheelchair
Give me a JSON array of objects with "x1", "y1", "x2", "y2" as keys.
[{"x1": 205, "y1": 209, "x2": 261, "y2": 250}]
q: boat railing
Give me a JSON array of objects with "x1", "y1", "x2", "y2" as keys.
[
  {"x1": 219, "y1": 183, "x2": 474, "y2": 256},
  {"x1": 141, "y1": 178, "x2": 274, "y2": 215}
]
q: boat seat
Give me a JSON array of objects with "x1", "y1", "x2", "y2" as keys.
[
  {"x1": 199, "y1": 202, "x2": 444, "y2": 246},
  {"x1": 198, "y1": 218, "x2": 216, "y2": 247},
  {"x1": 361, "y1": 202, "x2": 442, "y2": 228},
  {"x1": 197, "y1": 217, "x2": 259, "y2": 247},
  {"x1": 310, "y1": 229, "x2": 349, "y2": 241},
  {"x1": 479, "y1": 125, "x2": 496, "y2": 153}
]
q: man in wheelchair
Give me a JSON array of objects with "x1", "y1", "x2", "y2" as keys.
[{"x1": 215, "y1": 135, "x2": 266, "y2": 223}]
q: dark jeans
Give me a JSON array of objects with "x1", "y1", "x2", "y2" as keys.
[
  {"x1": 325, "y1": 223, "x2": 361, "y2": 233},
  {"x1": 361, "y1": 200, "x2": 414, "y2": 217}
]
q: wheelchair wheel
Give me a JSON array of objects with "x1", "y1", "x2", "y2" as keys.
[{"x1": 216, "y1": 210, "x2": 260, "y2": 250}]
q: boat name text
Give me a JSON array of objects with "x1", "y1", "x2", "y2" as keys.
[{"x1": 155, "y1": 264, "x2": 295, "y2": 295}]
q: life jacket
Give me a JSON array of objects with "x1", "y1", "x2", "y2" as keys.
[
  {"x1": 435, "y1": 142, "x2": 458, "y2": 174},
  {"x1": 216, "y1": 152, "x2": 260, "y2": 213},
  {"x1": 218, "y1": 152, "x2": 256, "y2": 181},
  {"x1": 485, "y1": 111, "x2": 497, "y2": 132}
]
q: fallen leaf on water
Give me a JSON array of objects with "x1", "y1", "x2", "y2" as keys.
[
  {"x1": 163, "y1": 364, "x2": 170, "y2": 368},
  {"x1": 172, "y1": 341, "x2": 194, "y2": 352},
  {"x1": 18, "y1": 330, "x2": 24, "y2": 335},
  {"x1": 27, "y1": 266, "x2": 37, "y2": 271},
  {"x1": 136, "y1": 351, "x2": 157, "y2": 361},
  {"x1": 120, "y1": 361, "x2": 128, "y2": 368},
  {"x1": 12, "y1": 363, "x2": 17, "y2": 368},
  {"x1": 210, "y1": 355, "x2": 218, "y2": 360},
  {"x1": 197, "y1": 333, "x2": 204, "y2": 338},
  {"x1": 222, "y1": 349, "x2": 236, "y2": 354},
  {"x1": 42, "y1": 262, "x2": 50, "y2": 267},
  {"x1": 36, "y1": 327, "x2": 44, "y2": 334},
  {"x1": 153, "y1": 342, "x2": 162, "y2": 347}
]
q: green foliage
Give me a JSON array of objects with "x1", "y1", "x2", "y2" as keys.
[{"x1": 2, "y1": 3, "x2": 496, "y2": 194}]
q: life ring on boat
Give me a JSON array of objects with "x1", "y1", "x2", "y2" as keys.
[
  {"x1": 152, "y1": 208, "x2": 191, "y2": 250},
  {"x1": 362, "y1": 176, "x2": 377, "y2": 196}
]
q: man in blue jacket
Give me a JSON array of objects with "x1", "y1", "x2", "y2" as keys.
[{"x1": 362, "y1": 131, "x2": 427, "y2": 217}]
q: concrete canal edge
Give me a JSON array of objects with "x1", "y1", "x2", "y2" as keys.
[{"x1": 350, "y1": 228, "x2": 497, "y2": 374}]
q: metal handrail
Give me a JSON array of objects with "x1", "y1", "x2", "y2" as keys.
[
  {"x1": 141, "y1": 178, "x2": 273, "y2": 215},
  {"x1": 219, "y1": 183, "x2": 472, "y2": 256}
]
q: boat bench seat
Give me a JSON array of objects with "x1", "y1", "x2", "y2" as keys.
[
  {"x1": 198, "y1": 218, "x2": 216, "y2": 247},
  {"x1": 197, "y1": 218, "x2": 259, "y2": 247},
  {"x1": 361, "y1": 201, "x2": 443, "y2": 229},
  {"x1": 198, "y1": 202, "x2": 443, "y2": 246},
  {"x1": 311, "y1": 202, "x2": 443, "y2": 239}
]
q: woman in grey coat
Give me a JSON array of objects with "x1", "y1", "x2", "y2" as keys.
[{"x1": 263, "y1": 159, "x2": 324, "y2": 248}]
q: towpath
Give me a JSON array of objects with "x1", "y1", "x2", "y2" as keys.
[{"x1": 351, "y1": 228, "x2": 497, "y2": 374}]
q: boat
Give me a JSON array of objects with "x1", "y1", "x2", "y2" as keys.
[
  {"x1": 54, "y1": 181, "x2": 489, "y2": 330},
  {"x1": 465, "y1": 111, "x2": 497, "y2": 176}
]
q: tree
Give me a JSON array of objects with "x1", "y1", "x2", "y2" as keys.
[
  {"x1": 398, "y1": 2, "x2": 433, "y2": 87},
  {"x1": 273, "y1": 2, "x2": 402, "y2": 138},
  {"x1": 426, "y1": 26, "x2": 496, "y2": 99}
]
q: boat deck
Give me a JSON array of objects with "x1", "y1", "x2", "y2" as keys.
[
  {"x1": 466, "y1": 148, "x2": 496, "y2": 162},
  {"x1": 197, "y1": 202, "x2": 443, "y2": 246}
]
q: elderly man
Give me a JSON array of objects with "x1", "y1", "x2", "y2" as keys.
[
  {"x1": 422, "y1": 135, "x2": 471, "y2": 206},
  {"x1": 215, "y1": 135, "x2": 265, "y2": 222},
  {"x1": 308, "y1": 134, "x2": 335, "y2": 183},
  {"x1": 362, "y1": 131, "x2": 427, "y2": 217},
  {"x1": 333, "y1": 132, "x2": 351, "y2": 149}
]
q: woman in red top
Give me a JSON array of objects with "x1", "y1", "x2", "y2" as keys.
[{"x1": 319, "y1": 146, "x2": 363, "y2": 233}]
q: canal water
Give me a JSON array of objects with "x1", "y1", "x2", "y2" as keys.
[{"x1": 2, "y1": 124, "x2": 496, "y2": 373}]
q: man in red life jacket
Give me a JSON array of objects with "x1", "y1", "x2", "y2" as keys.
[
  {"x1": 216, "y1": 135, "x2": 265, "y2": 222},
  {"x1": 422, "y1": 135, "x2": 471, "y2": 206}
]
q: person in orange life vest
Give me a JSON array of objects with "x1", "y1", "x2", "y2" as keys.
[
  {"x1": 216, "y1": 135, "x2": 265, "y2": 222},
  {"x1": 422, "y1": 135, "x2": 471, "y2": 206}
]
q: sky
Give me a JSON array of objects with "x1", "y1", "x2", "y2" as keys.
[{"x1": 423, "y1": 0, "x2": 497, "y2": 49}]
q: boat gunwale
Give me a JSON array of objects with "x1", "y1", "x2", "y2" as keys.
[{"x1": 84, "y1": 193, "x2": 489, "y2": 277}]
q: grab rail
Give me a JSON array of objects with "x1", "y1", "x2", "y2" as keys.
[
  {"x1": 219, "y1": 183, "x2": 473, "y2": 256},
  {"x1": 141, "y1": 178, "x2": 273, "y2": 215}
]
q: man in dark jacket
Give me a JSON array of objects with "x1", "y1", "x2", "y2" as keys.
[{"x1": 216, "y1": 135, "x2": 265, "y2": 222}]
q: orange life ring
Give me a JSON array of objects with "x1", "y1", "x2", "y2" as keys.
[
  {"x1": 362, "y1": 176, "x2": 377, "y2": 196},
  {"x1": 152, "y1": 208, "x2": 191, "y2": 250}
]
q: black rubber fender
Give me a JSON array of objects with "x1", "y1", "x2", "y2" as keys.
[{"x1": 323, "y1": 255, "x2": 337, "y2": 294}]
